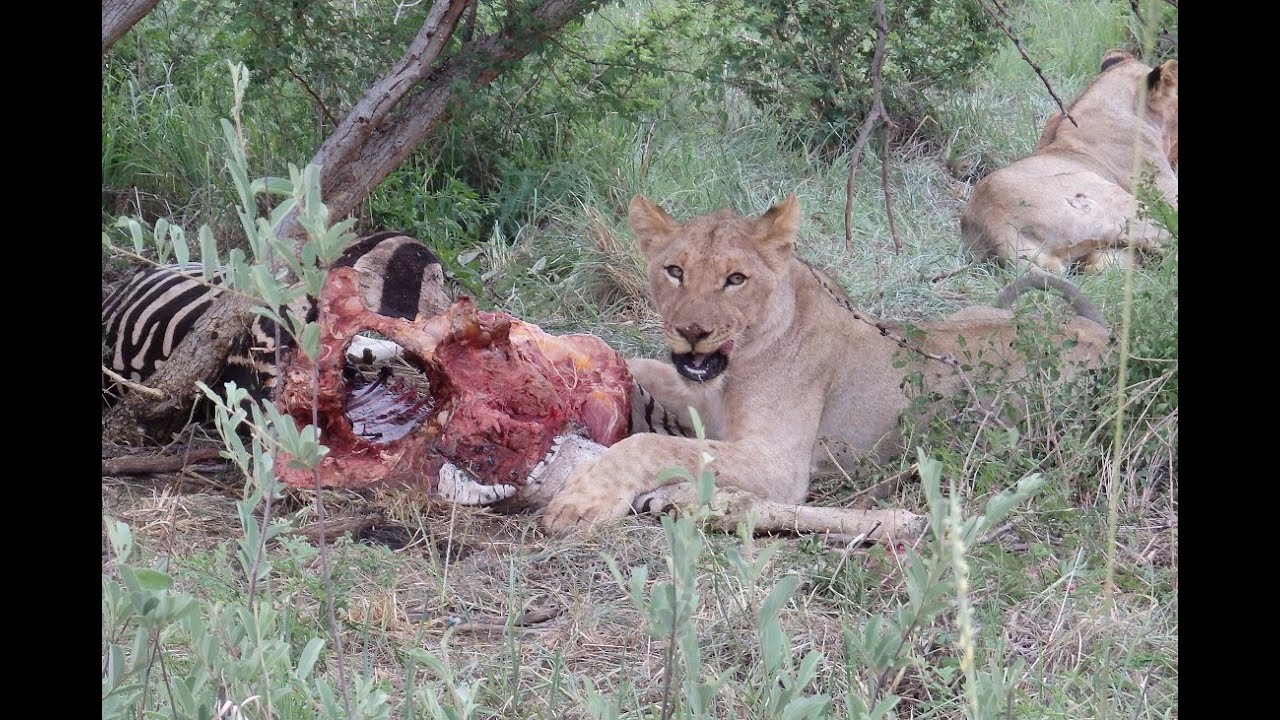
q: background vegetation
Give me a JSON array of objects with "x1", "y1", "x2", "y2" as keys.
[{"x1": 102, "y1": 0, "x2": 1178, "y2": 717}]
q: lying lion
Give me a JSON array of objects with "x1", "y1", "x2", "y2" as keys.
[
  {"x1": 960, "y1": 50, "x2": 1178, "y2": 273},
  {"x1": 542, "y1": 195, "x2": 1111, "y2": 532}
]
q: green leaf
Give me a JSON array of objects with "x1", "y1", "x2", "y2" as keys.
[
  {"x1": 297, "y1": 637, "x2": 325, "y2": 679},
  {"x1": 118, "y1": 564, "x2": 142, "y2": 595},
  {"x1": 104, "y1": 517, "x2": 133, "y2": 562},
  {"x1": 132, "y1": 567, "x2": 174, "y2": 592},
  {"x1": 198, "y1": 226, "x2": 220, "y2": 277},
  {"x1": 118, "y1": 216, "x2": 146, "y2": 255},
  {"x1": 758, "y1": 574, "x2": 800, "y2": 622},
  {"x1": 251, "y1": 175, "x2": 294, "y2": 197},
  {"x1": 107, "y1": 644, "x2": 124, "y2": 690},
  {"x1": 781, "y1": 695, "x2": 830, "y2": 720},
  {"x1": 868, "y1": 695, "x2": 901, "y2": 720},
  {"x1": 153, "y1": 218, "x2": 171, "y2": 264},
  {"x1": 171, "y1": 226, "x2": 189, "y2": 266},
  {"x1": 171, "y1": 673, "x2": 196, "y2": 713},
  {"x1": 129, "y1": 627, "x2": 149, "y2": 672},
  {"x1": 298, "y1": 322, "x2": 321, "y2": 360},
  {"x1": 655, "y1": 466, "x2": 693, "y2": 484}
]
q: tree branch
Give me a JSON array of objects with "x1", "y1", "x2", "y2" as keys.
[
  {"x1": 878, "y1": 123, "x2": 901, "y2": 254},
  {"x1": 844, "y1": 0, "x2": 894, "y2": 251},
  {"x1": 102, "y1": 293, "x2": 254, "y2": 444},
  {"x1": 102, "y1": 0, "x2": 161, "y2": 55},
  {"x1": 274, "y1": 0, "x2": 603, "y2": 248},
  {"x1": 285, "y1": 66, "x2": 340, "y2": 130},
  {"x1": 978, "y1": 0, "x2": 1076, "y2": 127},
  {"x1": 102, "y1": 365, "x2": 165, "y2": 399},
  {"x1": 102, "y1": 448, "x2": 226, "y2": 476},
  {"x1": 543, "y1": 34, "x2": 701, "y2": 78}
]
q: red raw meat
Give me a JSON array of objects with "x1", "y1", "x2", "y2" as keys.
[{"x1": 274, "y1": 267, "x2": 631, "y2": 494}]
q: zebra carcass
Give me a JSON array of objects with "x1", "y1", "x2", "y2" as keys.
[{"x1": 272, "y1": 266, "x2": 630, "y2": 510}]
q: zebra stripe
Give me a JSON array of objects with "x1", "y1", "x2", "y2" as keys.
[
  {"x1": 632, "y1": 382, "x2": 694, "y2": 438},
  {"x1": 102, "y1": 232, "x2": 449, "y2": 403},
  {"x1": 101, "y1": 263, "x2": 298, "y2": 397},
  {"x1": 102, "y1": 264, "x2": 226, "y2": 381},
  {"x1": 332, "y1": 232, "x2": 450, "y2": 321}
]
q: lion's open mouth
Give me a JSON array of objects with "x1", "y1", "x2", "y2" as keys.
[{"x1": 672, "y1": 349, "x2": 728, "y2": 383}]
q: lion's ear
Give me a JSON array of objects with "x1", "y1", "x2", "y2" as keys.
[
  {"x1": 629, "y1": 194, "x2": 679, "y2": 256},
  {"x1": 1099, "y1": 49, "x2": 1132, "y2": 73},
  {"x1": 1148, "y1": 59, "x2": 1177, "y2": 92},
  {"x1": 1146, "y1": 59, "x2": 1178, "y2": 115},
  {"x1": 756, "y1": 194, "x2": 800, "y2": 261}
]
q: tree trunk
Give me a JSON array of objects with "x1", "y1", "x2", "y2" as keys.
[
  {"x1": 275, "y1": 0, "x2": 602, "y2": 248},
  {"x1": 102, "y1": 0, "x2": 161, "y2": 55},
  {"x1": 108, "y1": 0, "x2": 602, "y2": 438}
]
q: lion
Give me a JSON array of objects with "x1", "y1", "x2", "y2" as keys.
[
  {"x1": 960, "y1": 50, "x2": 1178, "y2": 274},
  {"x1": 541, "y1": 194, "x2": 1111, "y2": 531}
]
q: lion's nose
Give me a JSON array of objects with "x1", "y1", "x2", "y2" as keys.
[{"x1": 675, "y1": 325, "x2": 710, "y2": 346}]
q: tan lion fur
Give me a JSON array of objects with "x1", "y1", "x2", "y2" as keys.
[
  {"x1": 542, "y1": 195, "x2": 1110, "y2": 531},
  {"x1": 960, "y1": 50, "x2": 1178, "y2": 273}
]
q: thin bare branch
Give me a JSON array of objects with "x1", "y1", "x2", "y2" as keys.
[
  {"x1": 102, "y1": 365, "x2": 166, "y2": 399},
  {"x1": 310, "y1": 344, "x2": 352, "y2": 716},
  {"x1": 844, "y1": 0, "x2": 894, "y2": 250},
  {"x1": 544, "y1": 35, "x2": 701, "y2": 78},
  {"x1": 978, "y1": 0, "x2": 1076, "y2": 127},
  {"x1": 879, "y1": 124, "x2": 901, "y2": 254},
  {"x1": 804, "y1": 263, "x2": 1012, "y2": 432},
  {"x1": 285, "y1": 66, "x2": 340, "y2": 129}
]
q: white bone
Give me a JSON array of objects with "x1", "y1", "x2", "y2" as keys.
[
  {"x1": 346, "y1": 335, "x2": 404, "y2": 365},
  {"x1": 436, "y1": 462, "x2": 519, "y2": 505}
]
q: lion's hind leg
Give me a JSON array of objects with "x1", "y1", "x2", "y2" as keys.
[
  {"x1": 1079, "y1": 248, "x2": 1137, "y2": 272},
  {"x1": 1003, "y1": 229, "x2": 1067, "y2": 275}
]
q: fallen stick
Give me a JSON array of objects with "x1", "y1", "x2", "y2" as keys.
[
  {"x1": 655, "y1": 483, "x2": 927, "y2": 544},
  {"x1": 101, "y1": 447, "x2": 226, "y2": 476},
  {"x1": 288, "y1": 514, "x2": 386, "y2": 543},
  {"x1": 413, "y1": 605, "x2": 564, "y2": 634}
]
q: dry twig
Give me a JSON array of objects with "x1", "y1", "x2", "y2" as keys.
[
  {"x1": 102, "y1": 365, "x2": 166, "y2": 399},
  {"x1": 844, "y1": 0, "x2": 899, "y2": 252},
  {"x1": 978, "y1": 0, "x2": 1077, "y2": 127},
  {"x1": 101, "y1": 448, "x2": 226, "y2": 476}
]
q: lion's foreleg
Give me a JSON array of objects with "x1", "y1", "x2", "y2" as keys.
[{"x1": 541, "y1": 432, "x2": 812, "y2": 530}]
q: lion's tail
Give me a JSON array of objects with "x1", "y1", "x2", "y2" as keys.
[{"x1": 993, "y1": 270, "x2": 1108, "y2": 328}]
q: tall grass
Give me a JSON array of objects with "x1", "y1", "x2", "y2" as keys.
[{"x1": 102, "y1": 1, "x2": 1176, "y2": 718}]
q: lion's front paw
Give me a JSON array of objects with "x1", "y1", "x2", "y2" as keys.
[{"x1": 541, "y1": 460, "x2": 639, "y2": 532}]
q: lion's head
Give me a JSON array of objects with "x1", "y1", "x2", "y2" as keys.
[
  {"x1": 1037, "y1": 50, "x2": 1178, "y2": 169},
  {"x1": 628, "y1": 194, "x2": 801, "y2": 383}
]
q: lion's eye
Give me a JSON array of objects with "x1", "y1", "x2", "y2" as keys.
[
  {"x1": 666, "y1": 265, "x2": 683, "y2": 280},
  {"x1": 725, "y1": 272, "x2": 747, "y2": 287}
]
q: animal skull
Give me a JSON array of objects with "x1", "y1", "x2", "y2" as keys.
[{"x1": 274, "y1": 267, "x2": 628, "y2": 508}]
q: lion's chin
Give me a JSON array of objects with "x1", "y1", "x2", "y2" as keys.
[{"x1": 671, "y1": 348, "x2": 729, "y2": 383}]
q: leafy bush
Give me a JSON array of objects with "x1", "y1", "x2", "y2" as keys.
[{"x1": 707, "y1": 0, "x2": 1001, "y2": 147}]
